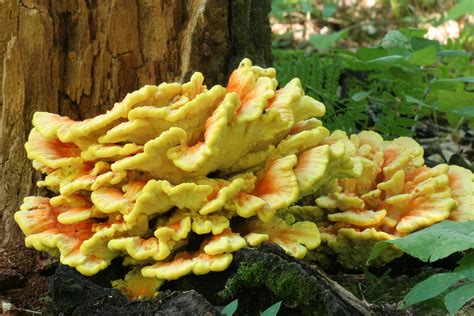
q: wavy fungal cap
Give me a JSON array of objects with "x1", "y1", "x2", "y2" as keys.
[
  {"x1": 16, "y1": 58, "x2": 473, "y2": 297},
  {"x1": 314, "y1": 131, "x2": 473, "y2": 268}
]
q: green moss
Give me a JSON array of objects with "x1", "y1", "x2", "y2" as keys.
[{"x1": 219, "y1": 253, "x2": 325, "y2": 315}]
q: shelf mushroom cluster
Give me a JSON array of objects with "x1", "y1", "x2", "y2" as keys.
[
  {"x1": 15, "y1": 59, "x2": 473, "y2": 298},
  {"x1": 313, "y1": 130, "x2": 474, "y2": 268}
]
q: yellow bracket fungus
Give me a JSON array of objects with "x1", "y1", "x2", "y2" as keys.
[
  {"x1": 15, "y1": 58, "x2": 473, "y2": 298},
  {"x1": 314, "y1": 131, "x2": 473, "y2": 268}
]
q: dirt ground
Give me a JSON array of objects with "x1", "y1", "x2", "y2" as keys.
[{"x1": 0, "y1": 243, "x2": 56, "y2": 314}]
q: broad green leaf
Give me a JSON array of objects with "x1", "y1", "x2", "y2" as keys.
[
  {"x1": 404, "y1": 272, "x2": 465, "y2": 307},
  {"x1": 455, "y1": 253, "x2": 474, "y2": 281},
  {"x1": 410, "y1": 37, "x2": 441, "y2": 52},
  {"x1": 399, "y1": 28, "x2": 428, "y2": 38},
  {"x1": 356, "y1": 47, "x2": 388, "y2": 61},
  {"x1": 261, "y1": 301, "x2": 282, "y2": 316},
  {"x1": 444, "y1": 282, "x2": 474, "y2": 315},
  {"x1": 309, "y1": 29, "x2": 348, "y2": 54},
  {"x1": 368, "y1": 221, "x2": 474, "y2": 263},
  {"x1": 447, "y1": 0, "x2": 474, "y2": 21},
  {"x1": 409, "y1": 45, "x2": 437, "y2": 66},
  {"x1": 221, "y1": 299, "x2": 238, "y2": 316},
  {"x1": 438, "y1": 90, "x2": 474, "y2": 118},
  {"x1": 351, "y1": 90, "x2": 371, "y2": 101}
]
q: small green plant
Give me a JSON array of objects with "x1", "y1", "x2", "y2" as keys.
[
  {"x1": 362, "y1": 267, "x2": 392, "y2": 298},
  {"x1": 221, "y1": 299, "x2": 239, "y2": 316},
  {"x1": 261, "y1": 301, "x2": 282, "y2": 316},
  {"x1": 369, "y1": 221, "x2": 474, "y2": 314},
  {"x1": 221, "y1": 299, "x2": 282, "y2": 316}
]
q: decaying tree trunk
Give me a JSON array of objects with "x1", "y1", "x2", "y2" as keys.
[{"x1": 0, "y1": 0, "x2": 272, "y2": 246}]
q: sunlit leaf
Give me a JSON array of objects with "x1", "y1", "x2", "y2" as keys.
[
  {"x1": 409, "y1": 45, "x2": 437, "y2": 66},
  {"x1": 369, "y1": 221, "x2": 474, "y2": 263},
  {"x1": 356, "y1": 47, "x2": 388, "y2": 61},
  {"x1": 447, "y1": 0, "x2": 474, "y2": 20},
  {"x1": 399, "y1": 28, "x2": 428, "y2": 38},
  {"x1": 438, "y1": 90, "x2": 474, "y2": 118}
]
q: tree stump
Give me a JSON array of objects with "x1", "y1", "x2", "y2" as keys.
[{"x1": 0, "y1": 0, "x2": 272, "y2": 247}]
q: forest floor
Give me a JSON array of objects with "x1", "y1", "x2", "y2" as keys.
[{"x1": 0, "y1": 244, "x2": 54, "y2": 314}]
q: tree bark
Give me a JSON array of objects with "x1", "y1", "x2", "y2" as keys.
[{"x1": 0, "y1": 0, "x2": 272, "y2": 246}]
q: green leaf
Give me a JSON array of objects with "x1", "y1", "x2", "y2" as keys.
[
  {"x1": 388, "y1": 67, "x2": 416, "y2": 82},
  {"x1": 455, "y1": 253, "x2": 474, "y2": 281},
  {"x1": 444, "y1": 282, "x2": 474, "y2": 315},
  {"x1": 405, "y1": 95, "x2": 428, "y2": 106},
  {"x1": 430, "y1": 80, "x2": 464, "y2": 92},
  {"x1": 399, "y1": 28, "x2": 428, "y2": 38},
  {"x1": 338, "y1": 53, "x2": 365, "y2": 69},
  {"x1": 356, "y1": 47, "x2": 388, "y2": 61},
  {"x1": 438, "y1": 50, "x2": 472, "y2": 58},
  {"x1": 438, "y1": 90, "x2": 474, "y2": 118},
  {"x1": 404, "y1": 272, "x2": 465, "y2": 307},
  {"x1": 364, "y1": 55, "x2": 406, "y2": 68},
  {"x1": 309, "y1": 29, "x2": 348, "y2": 54},
  {"x1": 410, "y1": 37, "x2": 441, "y2": 52},
  {"x1": 322, "y1": 3, "x2": 337, "y2": 18},
  {"x1": 445, "y1": 107, "x2": 474, "y2": 118},
  {"x1": 261, "y1": 301, "x2": 282, "y2": 316},
  {"x1": 368, "y1": 221, "x2": 474, "y2": 263},
  {"x1": 409, "y1": 45, "x2": 437, "y2": 66},
  {"x1": 381, "y1": 30, "x2": 409, "y2": 49},
  {"x1": 221, "y1": 299, "x2": 238, "y2": 316},
  {"x1": 433, "y1": 77, "x2": 474, "y2": 83},
  {"x1": 352, "y1": 90, "x2": 371, "y2": 101},
  {"x1": 447, "y1": 0, "x2": 474, "y2": 21}
]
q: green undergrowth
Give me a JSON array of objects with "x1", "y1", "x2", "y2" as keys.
[
  {"x1": 369, "y1": 221, "x2": 474, "y2": 314},
  {"x1": 273, "y1": 28, "x2": 473, "y2": 139}
]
